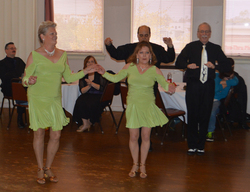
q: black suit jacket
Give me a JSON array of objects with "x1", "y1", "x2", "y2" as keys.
[
  {"x1": 106, "y1": 42, "x2": 175, "y2": 68},
  {"x1": 175, "y1": 41, "x2": 231, "y2": 81},
  {"x1": 0, "y1": 56, "x2": 26, "y2": 96}
]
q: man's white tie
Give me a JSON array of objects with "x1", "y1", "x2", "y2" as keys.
[{"x1": 200, "y1": 45, "x2": 208, "y2": 83}]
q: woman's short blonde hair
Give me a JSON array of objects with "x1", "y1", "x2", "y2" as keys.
[{"x1": 38, "y1": 21, "x2": 57, "y2": 43}]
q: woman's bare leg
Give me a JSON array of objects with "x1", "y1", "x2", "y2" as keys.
[
  {"x1": 33, "y1": 128, "x2": 46, "y2": 178},
  {"x1": 44, "y1": 128, "x2": 61, "y2": 177},
  {"x1": 140, "y1": 127, "x2": 151, "y2": 176},
  {"x1": 82, "y1": 119, "x2": 91, "y2": 129},
  {"x1": 128, "y1": 128, "x2": 140, "y2": 175}
]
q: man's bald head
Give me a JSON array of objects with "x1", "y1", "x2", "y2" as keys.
[{"x1": 137, "y1": 25, "x2": 151, "y2": 42}]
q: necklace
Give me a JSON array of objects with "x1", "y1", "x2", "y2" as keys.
[
  {"x1": 139, "y1": 65, "x2": 147, "y2": 72},
  {"x1": 44, "y1": 48, "x2": 55, "y2": 56}
]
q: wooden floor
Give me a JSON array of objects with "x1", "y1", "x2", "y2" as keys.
[{"x1": 1, "y1": 108, "x2": 250, "y2": 192}]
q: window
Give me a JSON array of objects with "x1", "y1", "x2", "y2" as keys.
[
  {"x1": 53, "y1": 0, "x2": 103, "y2": 53},
  {"x1": 132, "y1": 0, "x2": 192, "y2": 53},
  {"x1": 224, "y1": 0, "x2": 250, "y2": 56}
]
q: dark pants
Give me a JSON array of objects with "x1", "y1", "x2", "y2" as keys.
[
  {"x1": 186, "y1": 79, "x2": 214, "y2": 150},
  {"x1": 16, "y1": 100, "x2": 28, "y2": 114}
]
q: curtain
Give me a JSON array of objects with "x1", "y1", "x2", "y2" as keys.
[
  {"x1": 0, "y1": 0, "x2": 36, "y2": 62},
  {"x1": 45, "y1": 0, "x2": 54, "y2": 21}
]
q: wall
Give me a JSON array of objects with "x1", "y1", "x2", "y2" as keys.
[
  {"x1": 67, "y1": 0, "x2": 250, "y2": 113},
  {"x1": 192, "y1": 0, "x2": 224, "y2": 45},
  {"x1": 1, "y1": 0, "x2": 250, "y2": 113},
  {"x1": 0, "y1": 0, "x2": 37, "y2": 108}
]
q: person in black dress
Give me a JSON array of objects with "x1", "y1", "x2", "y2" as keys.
[{"x1": 73, "y1": 56, "x2": 109, "y2": 132}]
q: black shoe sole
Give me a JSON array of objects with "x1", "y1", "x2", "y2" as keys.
[
  {"x1": 197, "y1": 152, "x2": 205, "y2": 156},
  {"x1": 206, "y1": 139, "x2": 214, "y2": 142},
  {"x1": 197, "y1": 150, "x2": 205, "y2": 156}
]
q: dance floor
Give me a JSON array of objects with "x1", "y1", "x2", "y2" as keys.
[{"x1": 1, "y1": 108, "x2": 250, "y2": 192}]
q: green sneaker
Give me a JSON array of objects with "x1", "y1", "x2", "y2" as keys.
[{"x1": 206, "y1": 132, "x2": 214, "y2": 142}]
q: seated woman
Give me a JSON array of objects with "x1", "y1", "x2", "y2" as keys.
[{"x1": 73, "y1": 56, "x2": 108, "y2": 132}]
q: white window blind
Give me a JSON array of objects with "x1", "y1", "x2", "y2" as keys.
[
  {"x1": 132, "y1": 0, "x2": 192, "y2": 53},
  {"x1": 53, "y1": 0, "x2": 103, "y2": 53},
  {"x1": 224, "y1": 0, "x2": 250, "y2": 56}
]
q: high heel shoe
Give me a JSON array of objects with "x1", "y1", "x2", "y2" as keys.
[
  {"x1": 44, "y1": 167, "x2": 58, "y2": 183},
  {"x1": 128, "y1": 163, "x2": 139, "y2": 178},
  {"x1": 36, "y1": 168, "x2": 45, "y2": 184},
  {"x1": 139, "y1": 163, "x2": 147, "y2": 178},
  {"x1": 76, "y1": 124, "x2": 90, "y2": 132}
]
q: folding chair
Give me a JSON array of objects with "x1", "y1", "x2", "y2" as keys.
[
  {"x1": 7, "y1": 80, "x2": 29, "y2": 133},
  {"x1": 98, "y1": 83, "x2": 117, "y2": 133},
  {"x1": 116, "y1": 83, "x2": 128, "y2": 134},
  {"x1": 0, "y1": 95, "x2": 13, "y2": 118},
  {"x1": 155, "y1": 90, "x2": 186, "y2": 145}
]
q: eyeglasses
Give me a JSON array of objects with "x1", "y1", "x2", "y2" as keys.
[
  {"x1": 198, "y1": 30, "x2": 211, "y2": 34},
  {"x1": 8, "y1": 47, "x2": 17, "y2": 50}
]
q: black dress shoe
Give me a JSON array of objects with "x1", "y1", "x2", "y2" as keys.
[
  {"x1": 17, "y1": 114, "x2": 25, "y2": 128},
  {"x1": 187, "y1": 149, "x2": 197, "y2": 155},
  {"x1": 240, "y1": 123, "x2": 250, "y2": 130},
  {"x1": 197, "y1": 149, "x2": 205, "y2": 156},
  {"x1": 17, "y1": 121, "x2": 25, "y2": 128}
]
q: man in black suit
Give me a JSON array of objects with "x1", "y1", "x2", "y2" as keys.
[
  {"x1": 0, "y1": 42, "x2": 26, "y2": 128},
  {"x1": 105, "y1": 25, "x2": 175, "y2": 68},
  {"x1": 175, "y1": 22, "x2": 231, "y2": 155}
]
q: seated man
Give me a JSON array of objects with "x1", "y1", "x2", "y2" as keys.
[
  {"x1": 206, "y1": 68, "x2": 238, "y2": 142},
  {"x1": 0, "y1": 42, "x2": 26, "y2": 128}
]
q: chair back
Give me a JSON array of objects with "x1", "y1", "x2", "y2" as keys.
[
  {"x1": 155, "y1": 89, "x2": 186, "y2": 144},
  {"x1": 120, "y1": 83, "x2": 128, "y2": 106},
  {"x1": 11, "y1": 82, "x2": 28, "y2": 102},
  {"x1": 100, "y1": 83, "x2": 116, "y2": 104},
  {"x1": 224, "y1": 87, "x2": 234, "y2": 107},
  {"x1": 99, "y1": 83, "x2": 117, "y2": 133},
  {"x1": 155, "y1": 90, "x2": 167, "y2": 115},
  {"x1": 106, "y1": 70, "x2": 121, "y2": 95}
]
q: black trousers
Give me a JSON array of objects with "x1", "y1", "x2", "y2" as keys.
[
  {"x1": 17, "y1": 106, "x2": 26, "y2": 114},
  {"x1": 186, "y1": 79, "x2": 214, "y2": 150}
]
